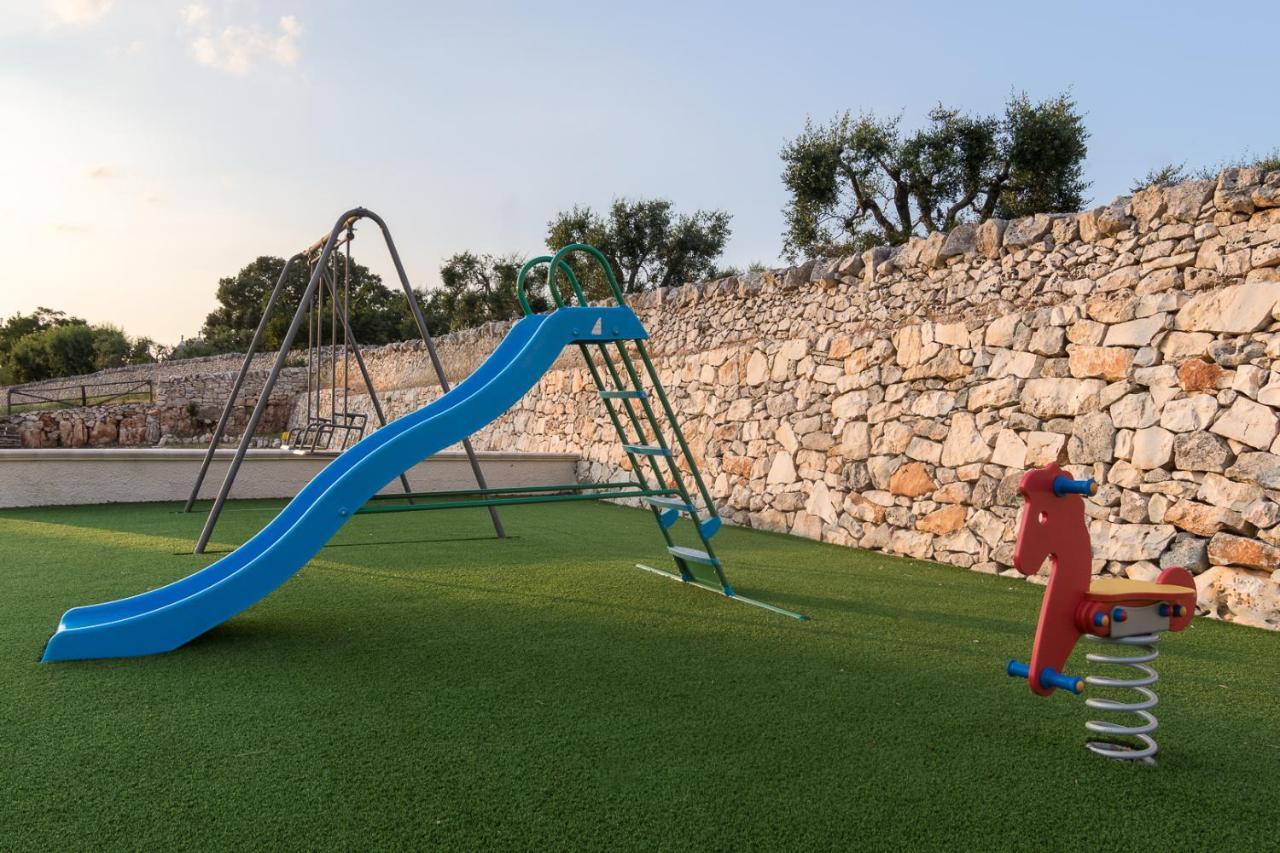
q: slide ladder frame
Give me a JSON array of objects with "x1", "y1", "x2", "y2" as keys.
[{"x1": 518, "y1": 246, "x2": 806, "y2": 621}]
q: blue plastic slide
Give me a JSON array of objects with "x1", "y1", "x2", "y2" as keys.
[{"x1": 42, "y1": 306, "x2": 647, "y2": 662}]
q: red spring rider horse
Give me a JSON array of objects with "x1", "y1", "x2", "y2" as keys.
[{"x1": 1006, "y1": 463, "x2": 1195, "y2": 762}]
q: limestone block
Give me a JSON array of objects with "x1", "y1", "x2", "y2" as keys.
[
  {"x1": 1025, "y1": 431, "x2": 1067, "y2": 466},
  {"x1": 1090, "y1": 520, "x2": 1176, "y2": 561},
  {"x1": 984, "y1": 314, "x2": 1021, "y2": 348},
  {"x1": 1214, "y1": 168, "x2": 1262, "y2": 214},
  {"x1": 1173, "y1": 431, "x2": 1234, "y2": 473},
  {"x1": 940, "y1": 412, "x2": 991, "y2": 467},
  {"x1": 1176, "y1": 359, "x2": 1227, "y2": 392},
  {"x1": 939, "y1": 223, "x2": 978, "y2": 260},
  {"x1": 1067, "y1": 345, "x2": 1133, "y2": 381},
  {"x1": 967, "y1": 377, "x2": 1019, "y2": 411},
  {"x1": 917, "y1": 504, "x2": 967, "y2": 535},
  {"x1": 1068, "y1": 411, "x2": 1115, "y2": 464},
  {"x1": 1210, "y1": 397, "x2": 1280, "y2": 450},
  {"x1": 1110, "y1": 392, "x2": 1158, "y2": 429},
  {"x1": 989, "y1": 349, "x2": 1042, "y2": 379},
  {"x1": 1160, "y1": 331, "x2": 1215, "y2": 361},
  {"x1": 991, "y1": 429, "x2": 1028, "y2": 468},
  {"x1": 889, "y1": 529, "x2": 934, "y2": 560},
  {"x1": 977, "y1": 218, "x2": 1007, "y2": 258},
  {"x1": 1174, "y1": 282, "x2": 1280, "y2": 334},
  {"x1": 1195, "y1": 566, "x2": 1280, "y2": 630},
  {"x1": 1165, "y1": 500, "x2": 1244, "y2": 536},
  {"x1": 1131, "y1": 426, "x2": 1175, "y2": 469},
  {"x1": 1252, "y1": 171, "x2": 1280, "y2": 209},
  {"x1": 1103, "y1": 314, "x2": 1167, "y2": 347},
  {"x1": 1161, "y1": 532, "x2": 1210, "y2": 573},
  {"x1": 1225, "y1": 452, "x2": 1280, "y2": 488},
  {"x1": 1003, "y1": 214, "x2": 1052, "y2": 249},
  {"x1": 911, "y1": 390, "x2": 956, "y2": 418},
  {"x1": 1197, "y1": 473, "x2": 1263, "y2": 510},
  {"x1": 1164, "y1": 180, "x2": 1215, "y2": 222},
  {"x1": 1019, "y1": 378, "x2": 1105, "y2": 418},
  {"x1": 889, "y1": 461, "x2": 936, "y2": 497},
  {"x1": 767, "y1": 451, "x2": 797, "y2": 484},
  {"x1": 1159, "y1": 395, "x2": 1220, "y2": 432}
]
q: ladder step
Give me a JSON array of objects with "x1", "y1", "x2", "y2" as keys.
[
  {"x1": 668, "y1": 546, "x2": 721, "y2": 567},
  {"x1": 623, "y1": 444, "x2": 673, "y2": 457},
  {"x1": 601, "y1": 389, "x2": 647, "y2": 400},
  {"x1": 645, "y1": 496, "x2": 695, "y2": 513}
]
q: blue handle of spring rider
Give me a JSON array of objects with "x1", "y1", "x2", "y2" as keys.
[
  {"x1": 1006, "y1": 659, "x2": 1084, "y2": 694},
  {"x1": 1052, "y1": 476, "x2": 1097, "y2": 497}
]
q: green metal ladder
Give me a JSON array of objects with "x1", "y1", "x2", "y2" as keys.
[{"x1": 518, "y1": 245, "x2": 806, "y2": 621}]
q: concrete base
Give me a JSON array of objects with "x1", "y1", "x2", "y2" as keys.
[{"x1": 0, "y1": 448, "x2": 580, "y2": 508}]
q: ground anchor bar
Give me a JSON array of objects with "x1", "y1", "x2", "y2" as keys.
[
  {"x1": 363, "y1": 481, "x2": 641, "y2": 501},
  {"x1": 358, "y1": 490, "x2": 673, "y2": 514},
  {"x1": 633, "y1": 564, "x2": 809, "y2": 620}
]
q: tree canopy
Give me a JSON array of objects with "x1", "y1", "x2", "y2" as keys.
[
  {"x1": 546, "y1": 198, "x2": 732, "y2": 300},
  {"x1": 780, "y1": 91, "x2": 1089, "y2": 258},
  {"x1": 0, "y1": 308, "x2": 158, "y2": 384},
  {"x1": 424, "y1": 252, "x2": 549, "y2": 334},
  {"x1": 199, "y1": 255, "x2": 423, "y2": 354}
]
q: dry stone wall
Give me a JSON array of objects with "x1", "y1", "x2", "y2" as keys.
[{"x1": 329, "y1": 169, "x2": 1280, "y2": 630}]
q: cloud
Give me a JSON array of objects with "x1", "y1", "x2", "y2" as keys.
[
  {"x1": 86, "y1": 165, "x2": 114, "y2": 179},
  {"x1": 182, "y1": 10, "x2": 303, "y2": 75},
  {"x1": 47, "y1": 0, "x2": 113, "y2": 25},
  {"x1": 180, "y1": 4, "x2": 208, "y2": 26}
]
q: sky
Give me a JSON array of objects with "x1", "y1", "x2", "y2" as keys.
[{"x1": 2, "y1": 0, "x2": 1278, "y2": 346}]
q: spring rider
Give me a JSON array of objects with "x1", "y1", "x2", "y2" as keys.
[{"x1": 1005, "y1": 463, "x2": 1195, "y2": 763}]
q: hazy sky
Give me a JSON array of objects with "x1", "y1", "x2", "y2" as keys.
[{"x1": 3, "y1": 1, "x2": 1278, "y2": 345}]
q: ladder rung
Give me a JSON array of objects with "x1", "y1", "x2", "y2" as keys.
[
  {"x1": 601, "y1": 389, "x2": 647, "y2": 399},
  {"x1": 623, "y1": 444, "x2": 673, "y2": 457},
  {"x1": 645, "y1": 496, "x2": 695, "y2": 513},
  {"x1": 668, "y1": 546, "x2": 721, "y2": 567}
]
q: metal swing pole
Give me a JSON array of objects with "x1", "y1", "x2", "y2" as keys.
[
  {"x1": 318, "y1": 263, "x2": 414, "y2": 502},
  {"x1": 341, "y1": 232, "x2": 351, "y2": 441},
  {"x1": 360, "y1": 209, "x2": 505, "y2": 539},
  {"x1": 304, "y1": 253, "x2": 316, "y2": 442},
  {"x1": 194, "y1": 214, "x2": 353, "y2": 554},
  {"x1": 184, "y1": 253, "x2": 302, "y2": 512},
  {"x1": 329, "y1": 247, "x2": 337, "y2": 427}
]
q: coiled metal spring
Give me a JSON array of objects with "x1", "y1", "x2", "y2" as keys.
[{"x1": 1083, "y1": 633, "x2": 1160, "y2": 763}]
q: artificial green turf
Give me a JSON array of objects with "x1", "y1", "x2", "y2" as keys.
[{"x1": 1, "y1": 499, "x2": 1277, "y2": 851}]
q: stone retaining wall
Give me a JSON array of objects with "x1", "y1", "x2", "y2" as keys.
[{"x1": 327, "y1": 169, "x2": 1280, "y2": 629}]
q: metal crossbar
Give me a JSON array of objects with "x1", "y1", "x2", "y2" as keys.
[
  {"x1": 364, "y1": 481, "x2": 640, "y2": 501},
  {"x1": 356, "y1": 488, "x2": 675, "y2": 514}
]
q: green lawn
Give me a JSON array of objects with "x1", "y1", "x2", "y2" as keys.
[{"x1": 1, "y1": 499, "x2": 1277, "y2": 851}]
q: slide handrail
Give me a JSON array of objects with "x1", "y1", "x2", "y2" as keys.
[{"x1": 517, "y1": 242, "x2": 629, "y2": 314}]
